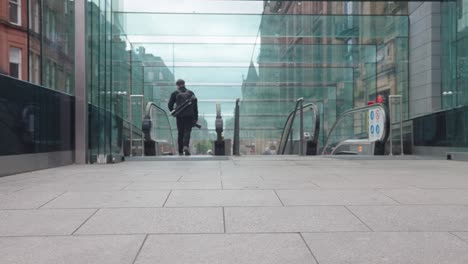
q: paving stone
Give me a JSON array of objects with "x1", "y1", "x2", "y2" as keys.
[
  {"x1": 303, "y1": 232, "x2": 468, "y2": 264},
  {"x1": 382, "y1": 189, "x2": 468, "y2": 204},
  {"x1": 124, "y1": 181, "x2": 221, "y2": 190},
  {"x1": 76, "y1": 208, "x2": 223, "y2": 234},
  {"x1": 43, "y1": 191, "x2": 169, "y2": 209},
  {"x1": 225, "y1": 206, "x2": 369, "y2": 232},
  {"x1": 349, "y1": 205, "x2": 468, "y2": 231},
  {"x1": 0, "y1": 191, "x2": 63, "y2": 209},
  {"x1": 135, "y1": 234, "x2": 316, "y2": 264},
  {"x1": 0, "y1": 235, "x2": 145, "y2": 264},
  {"x1": 223, "y1": 179, "x2": 319, "y2": 190},
  {"x1": 452, "y1": 232, "x2": 468, "y2": 243},
  {"x1": 165, "y1": 190, "x2": 282, "y2": 207},
  {"x1": 24, "y1": 182, "x2": 131, "y2": 192},
  {"x1": 277, "y1": 189, "x2": 398, "y2": 205},
  {"x1": 0, "y1": 209, "x2": 95, "y2": 236}
]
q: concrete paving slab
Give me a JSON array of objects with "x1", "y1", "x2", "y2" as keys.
[
  {"x1": 0, "y1": 235, "x2": 145, "y2": 264},
  {"x1": 0, "y1": 191, "x2": 63, "y2": 209},
  {"x1": 165, "y1": 190, "x2": 282, "y2": 207},
  {"x1": 135, "y1": 234, "x2": 316, "y2": 264},
  {"x1": 225, "y1": 206, "x2": 370, "y2": 233},
  {"x1": 43, "y1": 191, "x2": 169, "y2": 209},
  {"x1": 314, "y1": 177, "x2": 410, "y2": 189},
  {"x1": 23, "y1": 182, "x2": 132, "y2": 192},
  {"x1": 277, "y1": 190, "x2": 398, "y2": 205},
  {"x1": 303, "y1": 232, "x2": 468, "y2": 264},
  {"x1": 394, "y1": 176, "x2": 468, "y2": 189},
  {"x1": 349, "y1": 205, "x2": 468, "y2": 231},
  {"x1": 76, "y1": 208, "x2": 223, "y2": 234},
  {"x1": 0, "y1": 182, "x2": 35, "y2": 192},
  {"x1": 124, "y1": 181, "x2": 222, "y2": 190},
  {"x1": 452, "y1": 232, "x2": 468, "y2": 243},
  {"x1": 222, "y1": 179, "x2": 319, "y2": 190},
  {"x1": 382, "y1": 189, "x2": 468, "y2": 205},
  {"x1": 0, "y1": 209, "x2": 95, "y2": 236}
]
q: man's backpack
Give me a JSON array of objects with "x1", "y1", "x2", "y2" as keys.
[{"x1": 174, "y1": 90, "x2": 195, "y2": 117}]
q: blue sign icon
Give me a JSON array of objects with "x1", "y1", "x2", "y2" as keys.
[
  {"x1": 370, "y1": 125, "x2": 375, "y2": 134},
  {"x1": 376, "y1": 125, "x2": 380, "y2": 135},
  {"x1": 370, "y1": 111, "x2": 375, "y2": 120}
]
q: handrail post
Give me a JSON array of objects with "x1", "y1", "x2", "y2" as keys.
[
  {"x1": 129, "y1": 95, "x2": 133, "y2": 157},
  {"x1": 389, "y1": 97, "x2": 393, "y2": 156},
  {"x1": 400, "y1": 96, "x2": 404, "y2": 156},
  {"x1": 298, "y1": 98, "x2": 304, "y2": 156},
  {"x1": 389, "y1": 95, "x2": 404, "y2": 156},
  {"x1": 233, "y1": 99, "x2": 240, "y2": 156},
  {"x1": 130, "y1": 95, "x2": 144, "y2": 156},
  {"x1": 141, "y1": 96, "x2": 145, "y2": 156}
]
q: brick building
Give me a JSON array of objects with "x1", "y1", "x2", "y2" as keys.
[{"x1": 0, "y1": 0, "x2": 28, "y2": 80}]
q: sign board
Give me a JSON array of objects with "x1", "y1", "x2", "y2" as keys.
[{"x1": 368, "y1": 107, "x2": 384, "y2": 142}]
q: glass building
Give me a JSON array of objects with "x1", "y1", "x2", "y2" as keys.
[{"x1": 0, "y1": 0, "x2": 467, "y2": 174}]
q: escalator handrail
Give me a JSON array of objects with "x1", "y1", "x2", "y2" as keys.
[
  {"x1": 277, "y1": 99, "x2": 320, "y2": 155},
  {"x1": 144, "y1": 102, "x2": 176, "y2": 148},
  {"x1": 321, "y1": 103, "x2": 390, "y2": 155}
]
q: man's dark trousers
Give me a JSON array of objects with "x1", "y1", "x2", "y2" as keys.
[{"x1": 176, "y1": 116, "x2": 193, "y2": 154}]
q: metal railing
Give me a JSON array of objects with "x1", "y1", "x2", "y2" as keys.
[
  {"x1": 277, "y1": 98, "x2": 321, "y2": 155},
  {"x1": 322, "y1": 104, "x2": 389, "y2": 155}
]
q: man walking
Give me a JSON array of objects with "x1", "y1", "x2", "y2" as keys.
[{"x1": 168, "y1": 79, "x2": 198, "y2": 156}]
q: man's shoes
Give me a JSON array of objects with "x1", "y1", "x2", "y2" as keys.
[
  {"x1": 183, "y1": 147, "x2": 191, "y2": 156},
  {"x1": 178, "y1": 152, "x2": 184, "y2": 156}
]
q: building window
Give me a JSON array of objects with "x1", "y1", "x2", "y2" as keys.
[
  {"x1": 9, "y1": 0, "x2": 21, "y2": 25},
  {"x1": 29, "y1": 53, "x2": 40, "y2": 84},
  {"x1": 9, "y1": 47, "x2": 22, "y2": 79},
  {"x1": 64, "y1": 0, "x2": 69, "y2": 14},
  {"x1": 29, "y1": 0, "x2": 40, "y2": 33},
  {"x1": 51, "y1": 63, "x2": 56, "y2": 89},
  {"x1": 66, "y1": 74, "x2": 71, "y2": 94},
  {"x1": 44, "y1": 60, "x2": 50, "y2": 87}
]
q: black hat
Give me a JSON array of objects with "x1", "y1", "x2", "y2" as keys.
[{"x1": 176, "y1": 79, "x2": 185, "y2": 86}]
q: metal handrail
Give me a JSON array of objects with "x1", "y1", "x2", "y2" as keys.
[
  {"x1": 144, "y1": 102, "x2": 176, "y2": 153},
  {"x1": 322, "y1": 103, "x2": 390, "y2": 155},
  {"x1": 277, "y1": 99, "x2": 321, "y2": 155}
]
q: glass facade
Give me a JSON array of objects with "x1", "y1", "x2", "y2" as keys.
[
  {"x1": 441, "y1": 0, "x2": 468, "y2": 109},
  {"x1": 104, "y1": 1, "x2": 409, "y2": 155}
]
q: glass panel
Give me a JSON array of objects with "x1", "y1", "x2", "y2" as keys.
[{"x1": 0, "y1": 74, "x2": 74, "y2": 156}]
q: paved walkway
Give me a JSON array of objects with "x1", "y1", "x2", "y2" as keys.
[{"x1": 1, "y1": 156, "x2": 468, "y2": 263}]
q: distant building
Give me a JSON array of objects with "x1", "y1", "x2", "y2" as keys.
[{"x1": 0, "y1": 0, "x2": 75, "y2": 93}]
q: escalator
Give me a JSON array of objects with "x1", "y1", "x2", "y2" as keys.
[
  {"x1": 277, "y1": 101, "x2": 390, "y2": 156},
  {"x1": 141, "y1": 99, "x2": 389, "y2": 157},
  {"x1": 277, "y1": 98, "x2": 321, "y2": 155},
  {"x1": 141, "y1": 102, "x2": 176, "y2": 156},
  {"x1": 322, "y1": 104, "x2": 390, "y2": 155}
]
